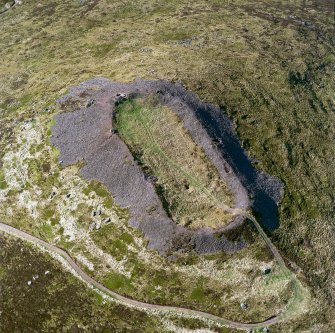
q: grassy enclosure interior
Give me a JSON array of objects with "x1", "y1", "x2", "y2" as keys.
[{"x1": 114, "y1": 96, "x2": 234, "y2": 228}]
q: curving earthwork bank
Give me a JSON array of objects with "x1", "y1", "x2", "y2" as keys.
[{"x1": 51, "y1": 78, "x2": 283, "y2": 256}]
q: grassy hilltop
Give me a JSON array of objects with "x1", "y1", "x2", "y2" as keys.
[{"x1": 0, "y1": 0, "x2": 334, "y2": 332}]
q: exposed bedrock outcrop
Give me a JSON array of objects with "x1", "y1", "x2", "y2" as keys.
[{"x1": 51, "y1": 78, "x2": 283, "y2": 256}]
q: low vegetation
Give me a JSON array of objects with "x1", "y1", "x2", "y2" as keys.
[
  {"x1": 0, "y1": 107, "x2": 294, "y2": 325},
  {"x1": 0, "y1": 234, "x2": 172, "y2": 333},
  {"x1": 0, "y1": 0, "x2": 334, "y2": 331}
]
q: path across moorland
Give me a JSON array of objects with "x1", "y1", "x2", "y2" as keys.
[{"x1": 0, "y1": 221, "x2": 297, "y2": 331}]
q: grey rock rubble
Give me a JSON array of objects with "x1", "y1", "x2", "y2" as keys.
[
  {"x1": 51, "y1": 78, "x2": 283, "y2": 256},
  {"x1": 240, "y1": 302, "x2": 248, "y2": 310},
  {"x1": 263, "y1": 267, "x2": 271, "y2": 275}
]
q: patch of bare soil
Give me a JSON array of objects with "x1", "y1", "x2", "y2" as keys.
[{"x1": 51, "y1": 78, "x2": 282, "y2": 255}]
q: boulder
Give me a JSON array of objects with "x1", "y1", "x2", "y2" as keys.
[
  {"x1": 240, "y1": 302, "x2": 248, "y2": 310},
  {"x1": 86, "y1": 99, "x2": 95, "y2": 108},
  {"x1": 263, "y1": 267, "x2": 271, "y2": 275},
  {"x1": 104, "y1": 217, "x2": 111, "y2": 224}
]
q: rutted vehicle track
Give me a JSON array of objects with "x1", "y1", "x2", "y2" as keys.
[{"x1": 0, "y1": 221, "x2": 289, "y2": 330}]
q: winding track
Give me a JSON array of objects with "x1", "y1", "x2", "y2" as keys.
[{"x1": 0, "y1": 221, "x2": 291, "y2": 331}]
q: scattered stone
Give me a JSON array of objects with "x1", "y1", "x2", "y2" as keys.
[
  {"x1": 213, "y1": 137, "x2": 223, "y2": 145},
  {"x1": 144, "y1": 174, "x2": 158, "y2": 183},
  {"x1": 115, "y1": 93, "x2": 127, "y2": 106},
  {"x1": 4, "y1": 2, "x2": 14, "y2": 10},
  {"x1": 86, "y1": 99, "x2": 95, "y2": 107},
  {"x1": 263, "y1": 328, "x2": 270, "y2": 333},
  {"x1": 32, "y1": 275, "x2": 39, "y2": 280},
  {"x1": 146, "y1": 206, "x2": 157, "y2": 214},
  {"x1": 104, "y1": 217, "x2": 111, "y2": 223},
  {"x1": 27, "y1": 280, "x2": 32, "y2": 286},
  {"x1": 140, "y1": 48, "x2": 153, "y2": 53},
  {"x1": 251, "y1": 158, "x2": 260, "y2": 165},
  {"x1": 44, "y1": 270, "x2": 50, "y2": 275},
  {"x1": 263, "y1": 267, "x2": 271, "y2": 275},
  {"x1": 178, "y1": 39, "x2": 192, "y2": 46},
  {"x1": 95, "y1": 221, "x2": 101, "y2": 230},
  {"x1": 240, "y1": 302, "x2": 248, "y2": 310},
  {"x1": 53, "y1": 236, "x2": 60, "y2": 243}
]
